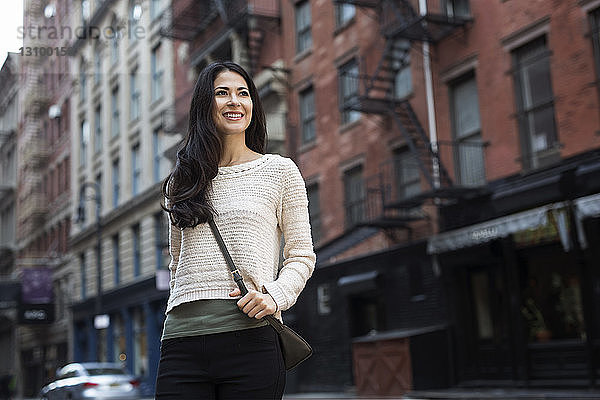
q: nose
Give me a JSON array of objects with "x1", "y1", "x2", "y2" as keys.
[{"x1": 227, "y1": 94, "x2": 241, "y2": 106}]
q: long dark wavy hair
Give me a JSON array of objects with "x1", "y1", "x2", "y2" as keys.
[{"x1": 161, "y1": 61, "x2": 267, "y2": 229}]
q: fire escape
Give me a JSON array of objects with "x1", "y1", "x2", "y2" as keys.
[
  {"x1": 160, "y1": 0, "x2": 281, "y2": 137},
  {"x1": 335, "y1": 0, "x2": 482, "y2": 236}
]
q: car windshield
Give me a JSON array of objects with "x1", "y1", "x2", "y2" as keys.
[{"x1": 85, "y1": 368, "x2": 126, "y2": 376}]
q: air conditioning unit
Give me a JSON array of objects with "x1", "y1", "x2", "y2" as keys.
[{"x1": 48, "y1": 104, "x2": 61, "y2": 119}]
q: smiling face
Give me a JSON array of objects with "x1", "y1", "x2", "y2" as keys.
[{"x1": 212, "y1": 70, "x2": 253, "y2": 137}]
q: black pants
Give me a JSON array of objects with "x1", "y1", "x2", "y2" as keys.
[{"x1": 155, "y1": 325, "x2": 286, "y2": 399}]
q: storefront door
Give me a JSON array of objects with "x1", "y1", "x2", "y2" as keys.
[{"x1": 453, "y1": 262, "x2": 513, "y2": 381}]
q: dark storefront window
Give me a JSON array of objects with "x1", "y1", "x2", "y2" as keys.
[
  {"x1": 349, "y1": 292, "x2": 386, "y2": 337},
  {"x1": 519, "y1": 246, "x2": 585, "y2": 343}
]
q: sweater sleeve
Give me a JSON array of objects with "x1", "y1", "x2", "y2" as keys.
[{"x1": 263, "y1": 159, "x2": 316, "y2": 311}]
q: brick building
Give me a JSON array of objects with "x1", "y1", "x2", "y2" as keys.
[
  {"x1": 279, "y1": 0, "x2": 600, "y2": 394},
  {"x1": 0, "y1": 51, "x2": 20, "y2": 391}
]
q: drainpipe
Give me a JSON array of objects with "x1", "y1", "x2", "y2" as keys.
[{"x1": 419, "y1": 0, "x2": 440, "y2": 189}]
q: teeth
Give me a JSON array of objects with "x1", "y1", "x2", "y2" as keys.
[{"x1": 224, "y1": 112, "x2": 242, "y2": 118}]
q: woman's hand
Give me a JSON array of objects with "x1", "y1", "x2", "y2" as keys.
[{"x1": 229, "y1": 288, "x2": 277, "y2": 319}]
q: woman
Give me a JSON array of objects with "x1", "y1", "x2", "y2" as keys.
[{"x1": 155, "y1": 61, "x2": 316, "y2": 399}]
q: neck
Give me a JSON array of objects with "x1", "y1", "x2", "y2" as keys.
[{"x1": 220, "y1": 132, "x2": 253, "y2": 166}]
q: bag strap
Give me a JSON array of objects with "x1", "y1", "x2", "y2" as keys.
[{"x1": 208, "y1": 217, "x2": 282, "y2": 330}]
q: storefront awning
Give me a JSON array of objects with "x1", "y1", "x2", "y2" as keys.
[
  {"x1": 427, "y1": 203, "x2": 567, "y2": 254},
  {"x1": 574, "y1": 192, "x2": 600, "y2": 248}
]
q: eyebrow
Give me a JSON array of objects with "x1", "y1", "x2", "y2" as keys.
[{"x1": 214, "y1": 86, "x2": 249, "y2": 91}]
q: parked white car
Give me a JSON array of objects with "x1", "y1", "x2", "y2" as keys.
[{"x1": 40, "y1": 362, "x2": 141, "y2": 400}]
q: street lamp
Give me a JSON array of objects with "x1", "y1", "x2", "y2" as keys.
[{"x1": 76, "y1": 182, "x2": 103, "y2": 318}]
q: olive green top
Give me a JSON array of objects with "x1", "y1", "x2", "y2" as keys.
[{"x1": 161, "y1": 299, "x2": 268, "y2": 340}]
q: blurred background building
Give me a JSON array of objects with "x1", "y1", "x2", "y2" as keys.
[
  {"x1": 1, "y1": 0, "x2": 600, "y2": 398},
  {"x1": 0, "y1": 51, "x2": 20, "y2": 393}
]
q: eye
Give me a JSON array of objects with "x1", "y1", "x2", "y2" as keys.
[
  {"x1": 239, "y1": 90, "x2": 250, "y2": 97},
  {"x1": 215, "y1": 89, "x2": 228, "y2": 96}
]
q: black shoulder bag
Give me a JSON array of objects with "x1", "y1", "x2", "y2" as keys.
[{"x1": 208, "y1": 218, "x2": 313, "y2": 371}]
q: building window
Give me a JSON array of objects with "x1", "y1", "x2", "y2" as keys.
[
  {"x1": 94, "y1": 46, "x2": 102, "y2": 85},
  {"x1": 307, "y1": 183, "x2": 321, "y2": 244},
  {"x1": 129, "y1": 0, "x2": 142, "y2": 43},
  {"x1": 512, "y1": 36, "x2": 558, "y2": 169},
  {"x1": 344, "y1": 164, "x2": 365, "y2": 228},
  {"x1": 132, "y1": 223, "x2": 141, "y2": 277},
  {"x1": 130, "y1": 68, "x2": 140, "y2": 121},
  {"x1": 151, "y1": 44, "x2": 164, "y2": 102},
  {"x1": 589, "y1": 9, "x2": 600, "y2": 102},
  {"x1": 339, "y1": 59, "x2": 361, "y2": 125},
  {"x1": 335, "y1": 3, "x2": 355, "y2": 28},
  {"x1": 112, "y1": 234, "x2": 120, "y2": 285},
  {"x1": 80, "y1": 252, "x2": 86, "y2": 299},
  {"x1": 299, "y1": 86, "x2": 316, "y2": 144},
  {"x1": 393, "y1": 147, "x2": 421, "y2": 200},
  {"x1": 450, "y1": 74, "x2": 485, "y2": 186},
  {"x1": 131, "y1": 143, "x2": 140, "y2": 196},
  {"x1": 153, "y1": 127, "x2": 163, "y2": 183},
  {"x1": 154, "y1": 212, "x2": 168, "y2": 270},
  {"x1": 81, "y1": 0, "x2": 90, "y2": 25},
  {"x1": 79, "y1": 58, "x2": 87, "y2": 102},
  {"x1": 317, "y1": 284, "x2": 331, "y2": 315},
  {"x1": 95, "y1": 172, "x2": 102, "y2": 200},
  {"x1": 394, "y1": 40, "x2": 412, "y2": 99},
  {"x1": 112, "y1": 158, "x2": 120, "y2": 207},
  {"x1": 295, "y1": 1, "x2": 312, "y2": 54},
  {"x1": 111, "y1": 86, "x2": 120, "y2": 137},
  {"x1": 94, "y1": 105, "x2": 102, "y2": 154},
  {"x1": 110, "y1": 18, "x2": 120, "y2": 66},
  {"x1": 80, "y1": 119, "x2": 89, "y2": 167},
  {"x1": 442, "y1": 0, "x2": 470, "y2": 18},
  {"x1": 150, "y1": 0, "x2": 164, "y2": 20}
]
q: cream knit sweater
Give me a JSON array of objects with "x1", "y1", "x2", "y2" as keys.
[{"x1": 165, "y1": 153, "x2": 316, "y2": 318}]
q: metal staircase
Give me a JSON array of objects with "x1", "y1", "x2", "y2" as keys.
[{"x1": 339, "y1": 0, "x2": 477, "y2": 214}]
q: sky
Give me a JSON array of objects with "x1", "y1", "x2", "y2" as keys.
[{"x1": 0, "y1": 1, "x2": 24, "y2": 66}]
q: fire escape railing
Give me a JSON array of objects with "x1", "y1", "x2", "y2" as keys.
[{"x1": 336, "y1": 0, "x2": 480, "y2": 230}]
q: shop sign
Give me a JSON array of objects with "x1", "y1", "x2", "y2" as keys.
[
  {"x1": 18, "y1": 303, "x2": 55, "y2": 324},
  {"x1": 21, "y1": 267, "x2": 53, "y2": 304}
]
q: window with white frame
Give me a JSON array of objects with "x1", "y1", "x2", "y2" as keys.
[
  {"x1": 132, "y1": 223, "x2": 141, "y2": 277},
  {"x1": 131, "y1": 143, "x2": 141, "y2": 196},
  {"x1": 393, "y1": 147, "x2": 421, "y2": 200},
  {"x1": 339, "y1": 59, "x2": 360, "y2": 125},
  {"x1": 335, "y1": 3, "x2": 355, "y2": 28},
  {"x1": 79, "y1": 58, "x2": 87, "y2": 102},
  {"x1": 94, "y1": 45, "x2": 102, "y2": 85},
  {"x1": 111, "y1": 86, "x2": 120, "y2": 137},
  {"x1": 130, "y1": 68, "x2": 140, "y2": 121},
  {"x1": 450, "y1": 73, "x2": 486, "y2": 186},
  {"x1": 151, "y1": 44, "x2": 164, "y2": 102},
  {"x1": 393, "y1": 40, "x2": 412, "y2": 99},
  {"x1": 94, "y1": 105, "x2": 102, "y2": 154},
  {"x1": 442, "y1": 0, "x2": 470, "y2": 18},
  {"x1": 344, "y1": 164, "x2": 365, "y2": 228},
  {"x1": 112, "y1": 158, "x2": 120, "y2": 207},
  {"x1": 80, "y1": 119, "x2": 89, "y2": 167},
  {"x1": 512, "y1": 36, "x2": 557, "y2": 170},
  {"x1": 295, "y1": 1, "x2": 312, "y2": 54},
  {"x1": 299, "y1": 86, "x2": 316, "y2": 144}
]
